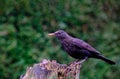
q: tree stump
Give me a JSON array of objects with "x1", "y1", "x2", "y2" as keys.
[{"x1": 20, "y1": 59, "x2": 86, "y2": 79}]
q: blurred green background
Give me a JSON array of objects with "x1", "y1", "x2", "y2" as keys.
[{"x1": 0, "y1": 0, "x2": 120, "y2": 79}]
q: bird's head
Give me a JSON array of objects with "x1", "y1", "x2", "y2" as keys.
[{"x1": 48, "y1": 30, "x2": 70, "y2": 40}]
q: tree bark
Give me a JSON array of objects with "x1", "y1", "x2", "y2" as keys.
[{"x1": 20, "y1": 59, "x2": 86, "y2": 79}]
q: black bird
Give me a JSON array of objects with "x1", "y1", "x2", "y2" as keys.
[{"x1": 48, "y1": 30, "x2": 115, "y2": 65}]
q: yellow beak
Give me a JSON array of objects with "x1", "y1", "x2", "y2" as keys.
[{"x1": 48, "y1": 33, "x2": 55, "y2": 36}]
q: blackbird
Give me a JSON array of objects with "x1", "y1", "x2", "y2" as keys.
[{"x1": 48, "y1": 30, "x2": 115, "y2": 65}]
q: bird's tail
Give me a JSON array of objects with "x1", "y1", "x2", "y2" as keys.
[{"x1": 97, "y1": 55, "x2": 115, "y2": 65}]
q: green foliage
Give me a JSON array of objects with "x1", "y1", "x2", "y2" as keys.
[{"x1": 0, "y1": 0, "x2": 120, "y2": 79}]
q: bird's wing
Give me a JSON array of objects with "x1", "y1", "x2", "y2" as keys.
[{"x1": 72, "y1": 38, "x2": 101, "y2": 55}]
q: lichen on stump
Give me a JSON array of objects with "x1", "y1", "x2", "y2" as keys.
[{"x1": 20, "y1": 59, "x2": 86, "y2": 79}]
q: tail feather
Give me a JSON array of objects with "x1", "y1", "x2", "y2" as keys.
[{"x1": 97, "y1": 55, "x2": 115, "y2": 65}]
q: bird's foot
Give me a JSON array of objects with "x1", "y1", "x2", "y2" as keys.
[
  {"x1": 75, "y1": 57, "x2": 88, "y2": 64},
  {"x1": 68, "y1": 57, "x2": 88, "y2": 65}
]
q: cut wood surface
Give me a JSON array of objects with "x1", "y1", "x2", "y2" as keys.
[{"x1": 20, "y1": 59, "x2": 86, "y2": 79}]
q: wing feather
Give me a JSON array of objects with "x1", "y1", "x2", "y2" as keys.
[{"x1": 72, "y1": 38, "x2": 101, "y2": 55}]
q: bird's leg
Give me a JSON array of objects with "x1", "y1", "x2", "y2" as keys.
[
  {"x1": 75, "y1": 59, "x2": 80, "y2": 62},
  {"x1": 69, "y1": 57, "x2": 88, "y2": 65},
  {"x1": 76, "y1": 56, "x2": 88, "y2": 65},
  {"x1": 73, "y1": 57, "x2": 88, "y2": 66},
  {"x1": 80, "y1": 56, "x2": 88, "y2": 63}
]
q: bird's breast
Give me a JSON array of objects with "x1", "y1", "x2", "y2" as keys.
[
  {"x1": 61, "y1": 39, "x2": 86, "y2": 59},
  {"x1": 61, "y1": 40, "x2": 79, "y2": 55}
]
